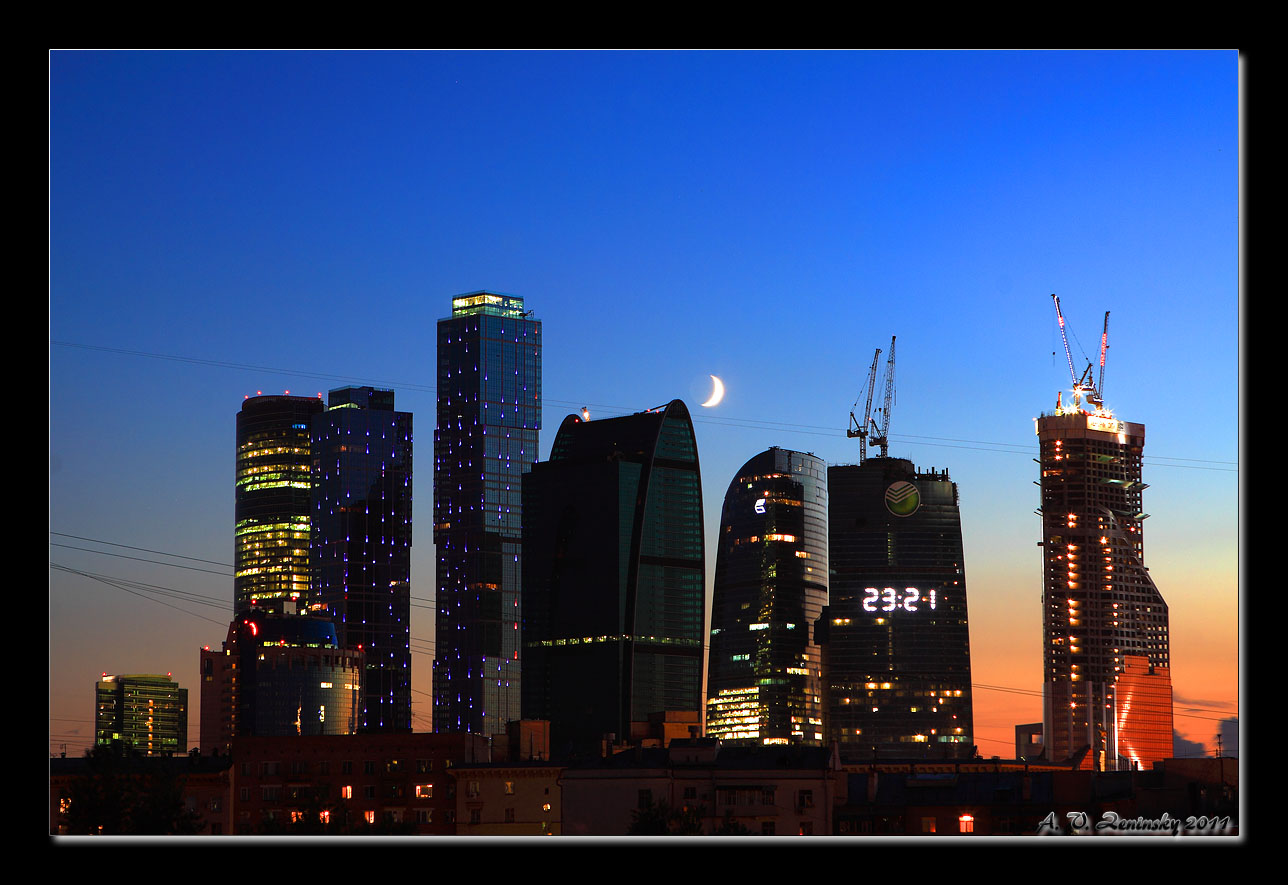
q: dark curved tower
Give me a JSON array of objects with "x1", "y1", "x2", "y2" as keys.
[
  {"x1": 522, "y1": 400, "x2": 705, "y2": 757},
  {"x1": 706, "y1": 447, "x2": 828, "y2": 746},
  {"x1": 235, "y1": 394, "x2": 325, "y2": 614}
]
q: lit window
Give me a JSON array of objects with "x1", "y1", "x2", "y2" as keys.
[{"x1": 959, "y1": 814, "x2": 975, "y2": 834}]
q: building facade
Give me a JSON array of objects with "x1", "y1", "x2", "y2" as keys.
[
  {"x1": 1036, "y1": 408, "x2": 1171, "y2": 771},
  {"x1": 522, "y1": 400, "x2": 705, "y2": 758},
  {"x1": 821, "y1": 457, "x2": 974, "y2": 760},
  {"x1": 95, "y1": 673, "x2": 188, "y2": 756},
  {"x1": 235, "y1": 394, "x2": 325, "y2": 614},
  {"x1": 706, "y1": 447, "x2": 828, "y2": 746},
  {"x1": 433, "y1": 292, "x2": 541, "y2": 735},
  {"x1": 311, "y1": 386, "x2": 413, "y2": 732},
  {"x1": 200, "y1": 612, "x2": 364, "y2": 753}
]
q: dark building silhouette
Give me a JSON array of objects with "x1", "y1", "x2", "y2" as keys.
[
  {"x1": 522, "y1": 400, "x2": 705, "y2": 757},
  {"x1": 433, "y1": 292, "x2": 541, "y2": 734},
  {"x1": 821, "y1": 457, "x2": 974, "y2": 760},
  {"x1": 1036, "y1": 406, "x2": 1171, "y2": 770},
  {"x1": 311, "y1": 386, "x2": 413, "y2": 732},
  {"x1": 199, "y1": 611, "x2": 363, "y2": 753},
  {"x1": 235, "y1": 394, "x2": 325, "y2": 614},
  {"x1": 706, "y1": 447, "x2": 828, "y2": 746}
]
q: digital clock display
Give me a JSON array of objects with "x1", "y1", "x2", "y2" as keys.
[{"x1": 862, "y1": 586, "x2": 938, "y2": 613}]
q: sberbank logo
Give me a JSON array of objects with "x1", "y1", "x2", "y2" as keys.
[{"x1": 884, "y1": 481, "x2": 920, "y2": 517}]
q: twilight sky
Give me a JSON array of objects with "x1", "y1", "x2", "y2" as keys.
[{"x1": 49, "y1": 50, "x2": 1239, "y2": 760}]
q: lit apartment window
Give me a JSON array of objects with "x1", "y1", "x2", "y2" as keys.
[
  {"x1": 504, "y1": 781, "x2": 515, "y2": 795},
  {"x1": 959, "y1": 814, "x2": 975, "y2": 834},
  {"x1": 921, "y1": 817, "x2": 936, "y2": 834},
  {"x1": 415, "y1": 784, "x2": 434, "y2": 799},
  {"x1": 340, "y1": 785, "x2": 353, "y2": 799}
]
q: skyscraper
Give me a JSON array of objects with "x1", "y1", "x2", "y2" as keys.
[
  {"x1": 235, "y1": 394, "x2": 324, "y2": 615},
  {"x1": 95, "y1": 674, "x2": 188, "y2": 756},
  {"x1": 1036, "y1": 405, "x2": 1171, "y2": 771},
  {"x1": 522, "y1": 400, "x2": 705, "y2": 757},
  {"x1": 821, "y1": 457, "x2": 974, "y2": 760},
  {"x1": 434, "y1": 292, "x2": 541, "y2": 734},
  {"x1": 706, "y1": 447, "x2": 828, "y2": 746},
  {"x1": 311, "y1": 386, "x2": 413, "y2": 733}
]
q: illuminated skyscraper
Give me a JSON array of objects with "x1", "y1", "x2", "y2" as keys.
[
  {"x1": 95, "y1": 674, "x2": 188, "y2": 756},
  {"x1": 434, "y1": 292, "x2": 541, "y2": 734},
  {"x1": 821, "y1": 457, "x2": 974, "y2": 760},
  {"x1": 311, "y1": 386, "x2": 413, "y2": 733},
  {"x1": 1036, "y1": 406, "x2": 1171, "y2": 771},
  {"x1": 235, "y1": 394, "x2": 324, "y2": 614},
  {"x1": 522, "y1": 400, "x2": 705, "y2": 757},
  {"x1": 706, "y1": 448, "x2": 828, "y2": 746}
]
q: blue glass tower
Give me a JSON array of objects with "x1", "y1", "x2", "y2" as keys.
[
  {"x1": 433, "y1": 292, "x2": 541, "y2": 734},
  {"x1": 311, "y1": 386, "x2": 413, "y2": 733}
]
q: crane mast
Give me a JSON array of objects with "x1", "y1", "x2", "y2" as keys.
[
  {"x1": 848, "y1": 347, "x2": 881, "y2": 462},
  {"x1": 869, "y1": 336, "x2": 896, "y2": 458}
]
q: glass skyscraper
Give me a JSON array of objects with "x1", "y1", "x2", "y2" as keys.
[
  {"x1": 433, "y1": 292, "x2": 541, "y2": 735},
  {"x1": 1036, "y1": 408, "x2": 1171, "y2": 771},
  {"x1": 235, "y1": 394, "x2": 324, "y2": 614},
  {"x1": 311, "y1": 386, "x2": 413, "y2": 733},
  {"x1": 706, "y1": 447, "x2": 828, "y2": 746},
  {"x1": 822, "y1": 457, "x2": 974, "y2": 760},
  {"x1": 522, "y1": 400, "x2": 705, "y2": 758}
]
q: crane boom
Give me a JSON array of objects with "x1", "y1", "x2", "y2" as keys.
[
  {"x1": 1097, "y1": 310, "x2": 1109, "y2": 405},
  {"x1": 848, "y1": 347, "x2": 881, "y2": 462},
  {"x1": 1052, "y1": 294, "x2": 1078, "y2": 388}
]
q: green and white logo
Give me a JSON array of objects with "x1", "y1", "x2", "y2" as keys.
[{"x1": 884, "y1": 481, "x2": 920, "y2": 517}]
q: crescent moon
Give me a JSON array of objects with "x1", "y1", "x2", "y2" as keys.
[{"x1": 700, "y1": 374, "x2": 725, "y2": 408}]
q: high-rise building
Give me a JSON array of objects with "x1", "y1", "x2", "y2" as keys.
[
  {"x1": 95, "y1": 674, "x2": 188, "y2": 756},
  {"x1": 434, "y1": 292, "x2": 541, "y2": 734},
  {"x1": 199, "y1": 612, "x2": 364, "y2": 753},
  {"x1": 1036, "y1": 405, "x2": 1171, "y2": 771},
  {"x1": 706, "y1": 447, "x2": 828, "y2": 746},
  {"x1": 235, "y1": 394, "x2": 324, "y2": 615},
  {"x1": 821, "y1": 457, "x2": 974, "y2": 760},
  {"x1": 311, "y1": 386, "x2": 413, "y2": 732},
  {"x1": 522, "y1": 400, "x2": 705, "y2": 757}
]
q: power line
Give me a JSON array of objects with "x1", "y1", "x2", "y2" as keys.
[{"x1": 53, "y1": 341, "x2": 1237, "y2": 469}]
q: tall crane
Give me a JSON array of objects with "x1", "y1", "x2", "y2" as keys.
[
  {"x1": 869, "y1": 336, "x2": 896, "y2": 458},
  {"x1": 1050, "y1": 294, "x2": 1109, "y2": 412},
  {"x1": 848, "y1": 347, "x2": 881, "y2": 462}
]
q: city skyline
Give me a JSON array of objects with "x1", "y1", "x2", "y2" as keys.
[{"x1": 50, "y1": 51, "x2": 1238, "y2": 762}]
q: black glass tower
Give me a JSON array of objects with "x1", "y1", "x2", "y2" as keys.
[
  {"x1": 706, "y1": 447, "x2": 828, "y2": 746},
  {"x1": 235, "y1": 395, "x2": 325, "y2": 615},
  {"x1": 311, "y1": 386, "x2": 413, "y2": 733},
  {"x1": 433, "y1": 292, "x2": 541, "y2": 735},
  {"x1": 522, "y1": 400, "x2": 705, "y2": 758},
  {"x1": 821, "y1": 457, "x2": 974, "y2": 760}
]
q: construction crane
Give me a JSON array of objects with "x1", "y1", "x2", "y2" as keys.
[
  {"x1": 848, "y1": 347, "x2": 881, "y2": 462},
  {"x1": 868, "y1": 336, "x2": 896, "y2": 458},
  {"x1": 1050, "y1": 294, "x2": 1109, "y2": 412}
]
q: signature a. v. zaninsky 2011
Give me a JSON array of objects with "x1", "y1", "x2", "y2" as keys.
[{"x1": 1037, "y1": 811, "x2": 1235, "y2": 835}]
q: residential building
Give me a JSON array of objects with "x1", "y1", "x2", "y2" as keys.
[
  {"x1": 706, "y1": 447, "x2": 828, "y2": 746},
  {"x1": 433, "y1": 292, "x2": 541, "y2": 734},
  {"x1": 94, "y1": 673, "x2": 188, "y2": 756}
]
